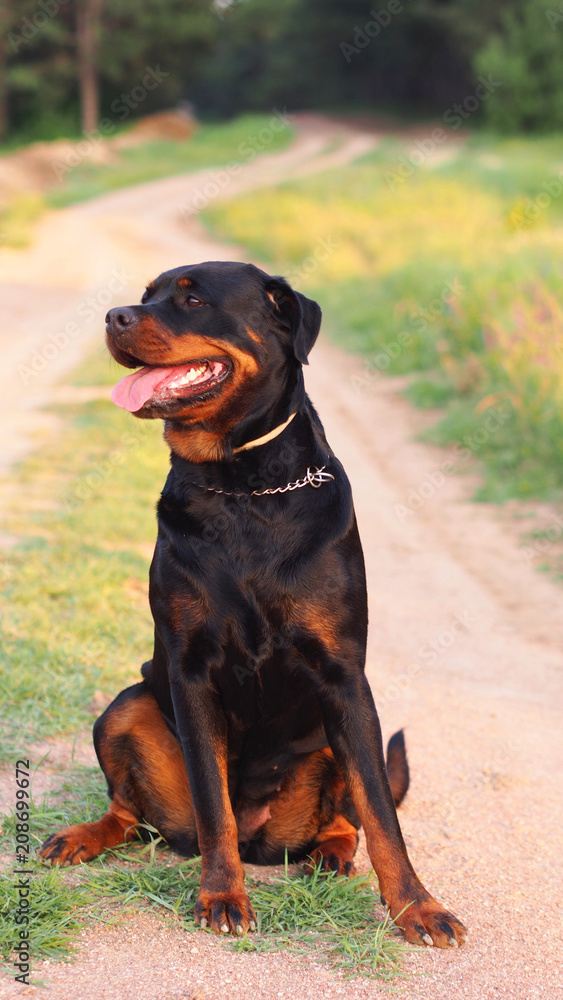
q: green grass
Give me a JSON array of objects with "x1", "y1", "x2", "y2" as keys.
[
  {"x1": 235, "y1": 862, "x2": 405, "y2": 979},
  {"x1": 0, "y1": 867, "x2": 88, "y2": 966},
  {"x1": 0, "y1": 193, "x2": 46, "y2": 249},
  {"x1": 0, "y1": 114, "x2": 293, "y2": 247},
  {"x1": 0, "y1": 766, "x2": 108, "y2": 967},
  {"x1": 0, "y1": 765, "x2": 405, "y2": 980},
  {"x1": 202, "y1": 131, "x2": 563, "y2": 503},
  {"x1": 0, "y1": 385, "x2": 167, "y2": 760},
  {"x1": 45, "y1": 115, "x2": 294, "y2": 209}
]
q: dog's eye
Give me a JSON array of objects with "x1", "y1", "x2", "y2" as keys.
[{"x1": 186, "y1": 295, "x2": 203, "y2": 307}]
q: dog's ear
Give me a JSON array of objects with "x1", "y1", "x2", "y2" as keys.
[{"x1": 264, "y1": 277, "x2": 322, "y2": 365}]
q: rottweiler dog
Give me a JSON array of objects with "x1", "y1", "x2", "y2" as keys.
[{"x1": 40, "y1": 261, "x2": 466, "y2": 948}]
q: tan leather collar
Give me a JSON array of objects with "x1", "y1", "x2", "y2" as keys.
[{"x1": 233, "y1": 411, "x2": 297, "y2": 454}]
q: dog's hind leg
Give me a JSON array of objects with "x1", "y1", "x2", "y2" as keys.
[
  {"x1": 250, "y1": 747, "x2": 360, "y2": 874},
  {"x1": 306, "y1": 812, "x2": 359, "y2": 876},
  {"x1": 309, "y1": 731, "x2": 409, "y2": 874},
  {"x1": 39, "y1": 682, "x2": 197, "y2": 866}
]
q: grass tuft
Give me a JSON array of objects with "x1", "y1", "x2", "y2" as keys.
[
  {"x1": 234, "y1": 860, "x2": 406, "y2": 979},
  {"x1": 1, "y1": 771, "x2": 404, "y2": 981},
  {"x1": 0, "y1": 866, "x2": 87, "y2": 963}
]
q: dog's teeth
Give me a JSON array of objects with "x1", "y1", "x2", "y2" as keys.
[{"x1": 169, "y1": 365, "x2": 208, "y2": 388}]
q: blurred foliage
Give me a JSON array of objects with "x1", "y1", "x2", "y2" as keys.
[
  {"x1": 0, "y1": 395, "x2": 165, "y2": 754},
  {"x1": 46, "y1": 114, "x2": 293, "y2": 207},
  {"x1": 203, "y1": 134, "x2": 563, "y2": 500},
  {"x1": 474, "y1": 1, "x2": 563, "y2": 131},
  {"x1": 0, "y1": 190, "x2": 45, "y2": 246},
  {"x1": 2, "y1": 0, "x2": 563, "y2": 140},
  {"x1": 0, "y1": 0, "x2": 215, "y2": 141}
]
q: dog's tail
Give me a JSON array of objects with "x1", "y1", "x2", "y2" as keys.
[{"x1": 386, "y1": 729, "x2": 410, "y2": 808}]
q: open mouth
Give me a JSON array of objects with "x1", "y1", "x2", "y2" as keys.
[{"x1": 111, "y1": 358, "x2": 232, "y2": 412}]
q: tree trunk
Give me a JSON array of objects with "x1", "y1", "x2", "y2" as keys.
[
  {"x1": 76, "y1": 0, "x2": 103, "y2": 134},
  {"x1": 0, "y1": 5, "x2": 8, "y2": 141}
]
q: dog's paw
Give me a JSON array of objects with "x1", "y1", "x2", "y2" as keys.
[
  {"x1": 305, "y1": 846, "x2": 356, "y2": 877},
  {"x1": 195, "y1": 889, "x2": 257, "y2": 936},
  {"x1": 38, "y1": 825, "x2": 101, "y2": 866},
  {"x1": 389, "y1": 896, "x2": 467, "y2": 948}
]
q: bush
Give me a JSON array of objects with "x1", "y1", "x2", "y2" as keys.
[{"x1": 475, "y1": 0, "x2": 563, "y2": 132}]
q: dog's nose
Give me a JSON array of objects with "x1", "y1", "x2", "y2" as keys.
[{"x1": 105, "y1": 306, "x2": 137, "y2": 334}]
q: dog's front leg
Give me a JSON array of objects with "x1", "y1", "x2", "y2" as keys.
[
  {"x1": 169, "y1": 672, "x2": 256, "y2": 935},
  {"x1": 319, "y1": 672, "x2": 467, "y2": 948}
]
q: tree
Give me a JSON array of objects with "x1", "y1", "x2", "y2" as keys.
[
  {"x1": 0, "y1": 0, "x2": 217, "y2": 140},
  {"x1": 474, "y1": 0, "x2": 563, "y2": 131},
  {"x1": 0, "y1": 6, "x2": 7, "y2": 140},
  {"x1": 76, "y1": 0, "x2": 104, "y2": 133},
  {"x1": 1, "y1": 0, "x2": 562, "y2": 141}
]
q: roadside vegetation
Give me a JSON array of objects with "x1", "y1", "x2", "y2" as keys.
[
  {"x1": 204, "y1": 132, "x2": 563, "y2": 503},
  {"x1": 0, "y1": 386, "x2": 165, "y2": 762},
  {"x1": 0, "y1": 115, "x2": 293, "y2": 246},
  {"x1": 45, "y1": 115, "x2": 294, "y2": 208},
  {"x1": 0, "y1": 761, "x2": 405, "y2": 979}
]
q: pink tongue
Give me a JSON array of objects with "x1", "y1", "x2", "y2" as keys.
[{"x1": 111, "y1": 365, "x2": 176, "y2": 412}]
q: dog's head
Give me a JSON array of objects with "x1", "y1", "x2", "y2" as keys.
[{"x1": 105, "y1": 261, "x2": 321, "y2": 462}]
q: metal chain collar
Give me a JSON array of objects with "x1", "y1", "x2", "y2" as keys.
[{"x1": 198, "y1": 465, "x2": 335, "y2": 497}]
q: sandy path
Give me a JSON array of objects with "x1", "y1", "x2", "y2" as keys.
[
  {"x1": 0, "y1": 114, "x2": 375, "y2": 471},
  {"x1": 1, "y1": 116, "x2": 562, "y2": 1000}
]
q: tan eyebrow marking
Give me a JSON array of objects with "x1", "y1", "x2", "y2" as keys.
[
  {"x1": 245, "y1": 326, "x2": 262, "y2": 343},
  {"x1": 177, "y1": 277, "x2": 193, "y2": 287}
]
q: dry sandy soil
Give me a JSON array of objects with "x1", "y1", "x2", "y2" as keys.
[{"x1": 0, "y1": 116, "x2": 562, "y2": 1000}]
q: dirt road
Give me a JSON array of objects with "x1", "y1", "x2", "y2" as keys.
[{"x1": 1, "y1": 116, "x2": 562, "y2": 1000}]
